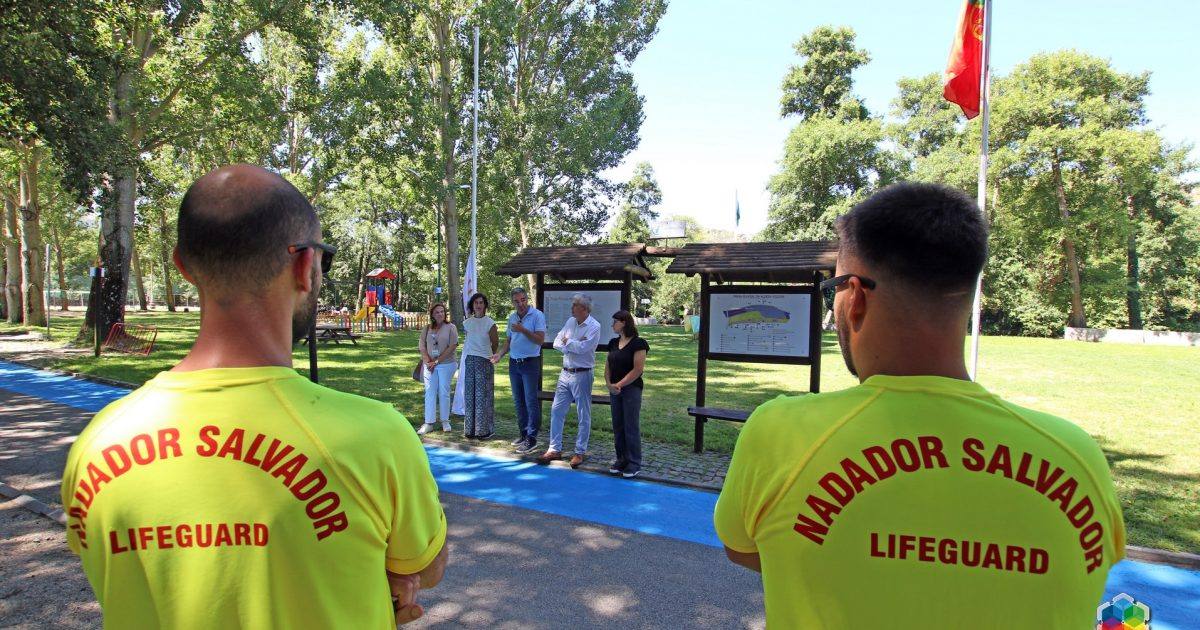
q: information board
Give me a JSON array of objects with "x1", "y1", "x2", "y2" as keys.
[
  {"x1": 542, "y1": 287, "x2": 623, "y2": 347},
  {"x1": 707, "y1": 290, "x2": 812, "y2": 360}
]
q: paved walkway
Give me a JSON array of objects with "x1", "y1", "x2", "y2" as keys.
[{"x1": 422, "y1": 428, "x2": 730, "y2": 490}]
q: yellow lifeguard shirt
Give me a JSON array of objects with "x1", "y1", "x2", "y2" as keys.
[
  {"x1": 61, "y1": 367, "x2": 446, "y2": 630},
  {"x1": 714, "y1": 375, "x2": 1125, "y2": 629}
]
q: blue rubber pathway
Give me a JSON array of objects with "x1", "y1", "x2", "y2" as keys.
[{"x1": 3, "y1": 359, "x2": 1198, "y2": 629}]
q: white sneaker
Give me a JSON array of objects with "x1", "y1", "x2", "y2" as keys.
[
  {"x1": 441, "y1": 421, "x2": 452, "y2": 432},
  {"x1": 417, "y1": 423, "x2": 435, "y2": 435}
]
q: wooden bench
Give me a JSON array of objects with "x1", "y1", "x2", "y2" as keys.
[{"x1": 687, "y1": 406, "x2": 752, "y2": 453}]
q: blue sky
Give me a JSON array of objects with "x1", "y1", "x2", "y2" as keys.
[{"x1": 608, "y1": 0, "x2": 1200, "y2": 235}]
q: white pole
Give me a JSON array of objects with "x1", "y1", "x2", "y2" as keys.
[
  {"x1": 44, "y1": 242, "x2": 51, "y2": 331},
  {"x1": 969, "y1": 0, "x2": 992, "y2": 381},
  {"x1": 472, "y1": 26, "x2": 479, "y2": 251}
]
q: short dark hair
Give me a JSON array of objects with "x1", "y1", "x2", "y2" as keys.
[
  {"x1": 836, "y1": 182, "x2": 987, "y2": 295},
  {"x1": 612, "y1": 310, "x2": 638, "y2": 338},
  {"x1": 468, "y1": 292, "x2": 489, "y2": 312},
  {"x1": 177, "y1": 174, "x2": 317, "y2": 290}
]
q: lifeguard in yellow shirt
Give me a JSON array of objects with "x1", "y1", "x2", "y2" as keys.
[
  {"x1": 61, "y1": 165, "x2": 448, "y2": 629},
  {"x1": 714, "y1": 182, "x2": 1124, "y2": 629}
]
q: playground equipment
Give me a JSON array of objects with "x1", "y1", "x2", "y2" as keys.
[{"x1": 354, "y1": 268, "x2": 399, "y2": 333}]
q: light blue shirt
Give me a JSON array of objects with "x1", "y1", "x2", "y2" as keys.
[{"x1": 507, "y1": 307, "x2": 546, "y2": 359}]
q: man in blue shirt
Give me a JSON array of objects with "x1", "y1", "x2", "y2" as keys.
[{"x1": 492, "y1": 287, "x2": 547, "y2": 453}]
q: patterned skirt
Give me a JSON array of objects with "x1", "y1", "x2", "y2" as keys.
[{"x1": 463, "y1": 354, "x2": 495, "y2": 436}]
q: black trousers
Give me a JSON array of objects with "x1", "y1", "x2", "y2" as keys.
[{"x1": 611, "y1": 385, "x2": 643, "y2": 469}]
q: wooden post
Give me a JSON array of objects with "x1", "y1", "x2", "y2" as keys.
[
  {"x1": 535, "y1": 272, "x2": 545, "y2": 419},
  {"x1": 694, "y1": 274, "x2": 710, "y2": 453},
  {"x1": 622, "y1": 272, "x2": 632, "y2": 312},
  {"x1": 809, "y1": 278, "x2": 821, "y2": 394}
]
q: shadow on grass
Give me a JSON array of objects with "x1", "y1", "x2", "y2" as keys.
[{"x1": 1093, "y1": 434, "x2": 1200, "y2": 553}]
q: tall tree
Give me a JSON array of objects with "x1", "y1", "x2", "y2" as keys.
[
  {"x1": 0, "y1": 143, "x2": 48, "y2": 326},
  {"x1": 765, "y1": 26, "x2": 900, "y2": 240},
  {"x1": 83, "y1": 0, "x2": 313, "y2": 337},
  {"x1": 481, "y1": 0, "x2": 665, "y2": 295},
  {"x1": 991, "y1": 51, "x2": 1150, "y2": 329},
  {"x1": 779, "y1": 25, "x2": 870, "y2": 121},
  {"x1": 608, "y1": 161, "x2": 661, "y2": 244},
  {"x1": 2, "y1": 196, "x2": 19, "y2": 322}
]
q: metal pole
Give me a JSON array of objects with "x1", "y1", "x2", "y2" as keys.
[
  {"x1": 307, "y1": 320, "x2": 319, "y2": 383},
  {"x1": 472, "y1": 26, "x2": 479, "y2": 251},
  {"x1": 969, "y1": 0, "x2": 992, "y2": 381},
  {"x1": 436, "y1": 206, "x2": 442, "y2": 295},
  {"x1": 44, "y1": 243, "x2": 51, "y2": 334}
]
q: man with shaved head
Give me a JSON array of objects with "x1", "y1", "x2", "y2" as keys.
[{"x1": 62, "y1": 165, "x2": 448, "y2": 628}]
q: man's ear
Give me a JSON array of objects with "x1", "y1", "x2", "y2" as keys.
[
  {"x1": 846, "y1": 276, "x2": 869, "y2": 332},
  {"x1": 172, "y1": 248, "x2": 197, "y2": 285},
  {"x1": 291, "y1": 247, "x2": 315, "y2": 293}
]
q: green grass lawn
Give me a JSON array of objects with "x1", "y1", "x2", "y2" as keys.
[{"x1": 3, "y1": 311, "x2": 1197, "y2": 553}]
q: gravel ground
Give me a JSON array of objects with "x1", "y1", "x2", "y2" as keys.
[{"x1": 0, "y1": 503, "x2": 99, "y2": 629}]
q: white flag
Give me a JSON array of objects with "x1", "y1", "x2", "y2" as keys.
[{"x1": 451, "y1": 241, "x2": 477, "y2": 416}]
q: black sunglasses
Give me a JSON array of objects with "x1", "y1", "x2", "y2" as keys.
[
  {"x1": 819, "y1": 273, "x2": 876, "y2": 304},
  {"x1": 288, "y1": 242, "x2": 337, "y2": 274}
]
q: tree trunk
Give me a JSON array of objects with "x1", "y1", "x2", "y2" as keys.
[
  {"x1": 3, "y1": 198, "x2": 21, "y2": 323},
  {"x1": 1124, "y1": 194, "x2": 1142, "y2": 330},
  {"x1": 91, "y1": 166, "x2": 137, "y2": 338},
  {"x1": 52, "y1": 220, "x2": 69, "y2": 311},
  {"x1": 434, "y1": 14, "x2": 464, "y2": 323},
  {"x1": 1051, "y1": 160, "x2": 1086, "y2": 329},
  {"x1": 158, "y1": 209, "x2": 176, "y2": 312},
  {"x1": 131, "y1": 239, "x2": 149, "y2": 311},
  {"x1": 85, "y1": 58, "x2": 139, "y2": 339},
  {"x1": 354, "y1": 242, "x2": 369, "y2": 311},
  {"x1": 18, "y1": 145, "x2": 47, "y2": 327},
  {"x1": 517, "y1": 213, "x2": 537, "y2": 297}
]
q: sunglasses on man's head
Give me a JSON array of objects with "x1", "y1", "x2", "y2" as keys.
[
  {"x1": 819, "y1": 273, "x2": 877, "y2": 304},
  {"x1": 288, "y1": 242, "x2": 337, "y2": 274}
]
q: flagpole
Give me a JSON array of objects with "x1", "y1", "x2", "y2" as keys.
[
  {"x1": 471, "y1": 25, "x2": 479, "y2": 256},
  {"x1": 969, "y1": 0, "x2": 992, "y2": 381}
]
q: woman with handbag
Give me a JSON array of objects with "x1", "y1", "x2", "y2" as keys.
[
  {"x1": 462, "y1": 293, "x2": 500, "y2": 439},
  {"x1": 417, "y1": 303, "x2": 458, "y2": 434}
]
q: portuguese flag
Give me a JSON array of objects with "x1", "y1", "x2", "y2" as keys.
[{"x1": 943, "y1": 0, "x2": 986, "y2": 119}]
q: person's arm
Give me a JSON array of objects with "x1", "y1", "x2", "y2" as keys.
[
  {"x1": 442, "y1": 325, "x2": 458, "y2": 362},
  {"x1": 604, "y1": 350, "x2": 613, "y2": 389},
  {"x1": 552, "y1": 322, "x2": 569, "y2": 351},
  {"x1": 387, "y1": 544, "x2": 449, "y2": 624},
  {"x1": 614, "y1": 349, "x2": 647, "y2": 389},
  {"x1": 563, "y1": 319, "x2": 601, "y2": 355},
  {"x1": 419, "y1": 330, "x2": 433, "y2": 366},
  {"x1": 492, "y1": 335, "x2": 511, "y2": 363},
  {"x1": 522, "y1": 328, "x2": 546, "y2": 345},
  {"x1": 488, "y1": 324, "x2": 499, "y2": 354},
  {"x1": 385, "y1": 411, "x2": 451, "y2": 622},
  {"x1": 724, "y1": 547, "x2": 761, "y2": 572},
  {"x1": 714, "y1": 404, "x2": 769, "y2": 574}
]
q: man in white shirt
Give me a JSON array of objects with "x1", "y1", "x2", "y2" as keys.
[{"x1": 537, "y1": 293, "x2": 602, "y2": 468}]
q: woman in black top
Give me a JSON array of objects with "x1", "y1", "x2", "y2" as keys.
[{"x1": 604, "y1": 310, "x2": 649, "y2": 478}]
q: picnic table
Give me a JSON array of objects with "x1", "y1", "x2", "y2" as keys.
[{"x1": 304, "y1": 324, "x2": 361, "y2": 345}]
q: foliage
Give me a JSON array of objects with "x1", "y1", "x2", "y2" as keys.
[{"x1": 765, "y1": 26, "x2": 902, "y2": 241}]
